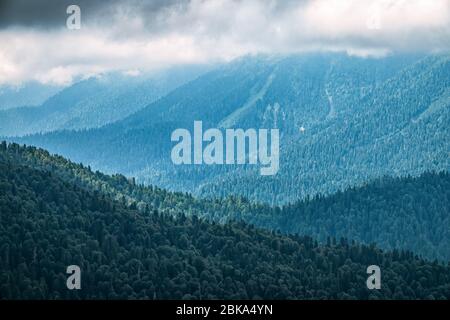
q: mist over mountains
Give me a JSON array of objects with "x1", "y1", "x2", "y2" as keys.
[
  {"x1": 6, "y1": 53, "x2": 449, "y2": 204},
  {"x1": 2, "y1": 0, "x2": 450, "y2": 302},
  {"x1": 1, "y1": 52, "x2": 449, "y2": 300},
  {"x1": 0, "y1": 82, "x2": 62, "y2": 111},
  {"x1": 0, "y1": 65, "x2": 209, "y2": 137}
]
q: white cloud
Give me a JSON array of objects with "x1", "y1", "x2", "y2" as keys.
[
  {"x1": 0, "y1": 0, "x2": 449, "y2": 85},
  {"x1": 123, "y1": 69, "x2": 141, "y2": 77}
]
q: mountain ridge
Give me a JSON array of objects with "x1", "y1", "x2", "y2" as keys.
[
  {"x1": 1, "y1": 142, "x2": 449, "y2": 299},
  {"x1": 9, "y1": 53, "x2": 449, "y2": 205},
  {"x1": 2, "y1": 142, "x2": 449, "y2": 261},
  {"x1": 0, "y1": 66, "x2": 209, "y2": 137}
]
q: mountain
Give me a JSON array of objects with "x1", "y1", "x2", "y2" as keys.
[
  {"x1": 1, "y1": 143, "x2": 449, "y2": 299},
  {"x1": 11, "y1": 53, "x2": 449, "y2": 204},
  {"x1": 2, "y1": 142, "x2": 449, "y2": 261},
  {"x1": 0, "y1": 81, "x2": 62, "y2": 110},
  {"x1": 0, "y1": 66, "x2": 209, "y2": 137},
  {"x1": 243, "y1": 172, "x2": 450, "y2": 262}
]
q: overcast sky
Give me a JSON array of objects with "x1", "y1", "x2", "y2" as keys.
[{"x1": 0, "y1": 0, "x2": 449, "y2": 86}]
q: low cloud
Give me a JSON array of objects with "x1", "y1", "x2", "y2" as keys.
[{"x1": 0, "y1": 0, "x2": 449, "y2": 85}]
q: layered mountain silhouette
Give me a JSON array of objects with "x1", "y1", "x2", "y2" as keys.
[
  {"x1": 0, "y1": 65, "x2": 208, "y2": 137},
  {"x1": 0, "y1": 81, "x2": 62, "y2": 111},
  {"x1": 1, "y1": 142, "x2": 449, "y2": 299},
  {"x1": 8, "y1": 53, "x2": 449, "y2": 204},
  {"x1": 2, "y1": 142, "x2": 449, "y2": 261}
]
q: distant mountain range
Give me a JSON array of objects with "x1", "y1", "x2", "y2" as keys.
[
  {"x1": 8, "y1": 53, "x2": 449, "y2": 204},
  {"x1": 1, "y1": 142, "x2": 449, "y2": 299},
  {"x1": 0, "y1": 81, "x2": 62, "y2": 110},
  {"x1": 0, "y1": 65, "x2": 209, "y2": 136}
]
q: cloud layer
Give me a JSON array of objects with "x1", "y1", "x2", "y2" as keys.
[{"x1": 1, "y1": 0, "x2": 449, "y2": 85}]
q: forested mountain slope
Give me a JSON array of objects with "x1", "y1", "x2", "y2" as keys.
[
  {"x1": 11, "y1": 54, "x2": 449, "y2": 204},
  {"x1": 0, "y1": 66, "x2": 207, "y2": 137},
  {"x1": 2, "y1": 142, "x2": 449, "y2": 261},
  {"x1": 200, "y1": 54, "x2": 450, "y2": 203},
  {"x1": 244, "y1": 172, "x2": 450, "y2": 262},
  {"x1": 1, "y1": 145, "x2": 449, "y2": 299},
  {"x1": 0, "y1": 81, "x2": 62, "y2": 110}
]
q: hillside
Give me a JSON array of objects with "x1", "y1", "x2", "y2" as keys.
[
  {"x1": 244, "y1": 172, "x2": 450, "y2": 262},
  {"x1": 1, "y1": 144, "x2": 449, "y2": 299},
  {"x1": 2, "y1": 142, "x2": 449, "y2": 261},
  {"x1": 0, "y1": 81, "x2": 61, "y2": 110},
  {"x1": 11, "y1": 53, "x2": 449, "y2": 204},
  {"x1": 0, "y1": 66, "x2": 208, "y2": 137}
]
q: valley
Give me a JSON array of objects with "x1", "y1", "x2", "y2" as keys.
[
  {"x1": 6, "y1": 53, "x2": 448, "y2": 204},
  {"x1": 1, "y1": 142, "x2": 449, "y2": 299}
]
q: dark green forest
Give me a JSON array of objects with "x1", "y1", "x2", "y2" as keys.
[
  {"x1": 2, "y1": 142, "x2": 449, "y2": 261},
  {"x1": 0, "y1": 142, "x2": 450, "y2": 299},
  {"x1": 243, "y1": 173, "x2": 450, "y2": 262}
]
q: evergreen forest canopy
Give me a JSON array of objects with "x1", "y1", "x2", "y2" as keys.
[
  {"x1": 9, "y1": 54, "x2": 449, "y2": 204},
  {"x1": 1, "y1": 52, "x2": 449, "y2": 301},
  {"x1": 2, "y1": 142, "x2": 449, "y2": 261},
  {"x1": 0, "y1": 142, "x2": 449, "y2": 299}
]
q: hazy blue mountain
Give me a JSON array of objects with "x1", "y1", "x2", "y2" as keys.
[
  {"x1": 10, "y1": 53, "x2": 450, "y2": 204},
  {"x1": 245, "y1": 172, "x2": 450, "y2": 262},
  {"x1": 0, "y1": 81, "x2": 62, "y2": 110},
  {"x1": 197, "y1": 54, "x2": 450, "y2": 203},
  {"x1": 0, "y1": 65, "x2": 209, "y2": 136}
]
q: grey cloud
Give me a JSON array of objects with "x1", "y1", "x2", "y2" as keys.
[
  {"x1": 0, "y1": 0, "x2": 185, "y2": 29},
  {"x1": 0, "y1": 0, "x2": 448, "y2": 86}
]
